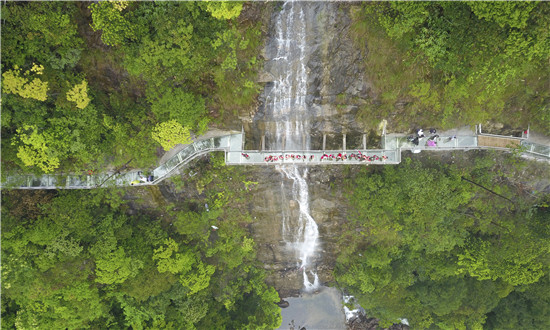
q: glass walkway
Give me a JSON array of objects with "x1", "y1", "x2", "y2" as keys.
[{"x1": 2, "y1": 131, "x2": 549, "y2": 190}]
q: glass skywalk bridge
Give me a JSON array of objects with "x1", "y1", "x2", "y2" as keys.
[{"x1": 3, "y1": 130, "x2": 549, "y2": 190}]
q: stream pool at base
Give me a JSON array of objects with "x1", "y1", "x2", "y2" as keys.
[{"x1": 278, "y1": 286, "x2": 347, "y2": 330}]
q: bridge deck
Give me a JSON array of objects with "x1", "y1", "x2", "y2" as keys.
[
  {"x1": 477, "y1": 135, "x2": 521, "y2": 148},
  {"x1": 226, "y1": 149, "x2": 400, "y2": 165},
  {"x1": 2, "y1": 131, "x2": 549, "y2": 190}
]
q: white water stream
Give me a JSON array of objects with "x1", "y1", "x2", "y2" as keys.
[{"x1": 267, "y1": 1, "x2": 319, "y2": 291}]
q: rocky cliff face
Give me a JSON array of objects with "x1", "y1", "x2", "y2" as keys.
[
  {"x1": 247, "y1": 3, "x2": 372, "y2": 151},
  {"x1": 244, "y1": 2, "x2": 371, "y2": 297},
  {"x1": 247, "y1": 166, "x2": 350, "y2": 297}
]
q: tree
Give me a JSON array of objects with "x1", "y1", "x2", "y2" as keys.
[
  {"x1": 357, "y1": 2, "x2": 550, "y2": 131},
  {"x1": 95, "y1": 247, "x2": 143, "y2": 285},
  {"x1": 153, "y1": 238, "x2": 194, "y2": 275},
  {"x1": 202, "y1": 1, "x2": 243, "y2": 20},
  {"x1": 2, "y1": 2, "x2": 84, "y2": 69},
  {"x1": 66, "y1": 80, "x2": 91, "y2": 109},
  {"x1": 150, "y1": 89, "x2": 207, "y2": 130},
  {"x1": 12, "y1": 125, "x2": 61, "y2": 173},
  {"x1": 89, "y1": 1, "x2": 135, "y2": 47},
  {"x1": 336, "y1": 156, "x2": 550, "y2": 328},
  {"x1": 151, "y1": 120, "x2": 191, "y2": 151},
  {"x1": 468, "y1": 2, "x2": 538, "y2": 29},
  {"x1": 2, "y1": 66, "x2": 48, "y2": 101}
]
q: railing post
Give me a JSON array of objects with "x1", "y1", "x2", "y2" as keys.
[
  {"x1": 343, "y1": 134, "x2": 346, "y2": 151},
  {"x1": 363, "y1": 134, "x2": 367, "y2": 150},
  {"x1": 261, "y1": 135, "x2": 265, "y2": 151},
  {"x1": 322, "y1": 134, "x2": 326, "y2": 151}
]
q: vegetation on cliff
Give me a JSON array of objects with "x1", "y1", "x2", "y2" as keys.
[
  {"x1": 1, "y1": 153, "x2": 282, "y2": 329},
  {"x1": 1, "y1": 1, "x2": 263, "y2": 174},
  {"x1": 336, "y1": 153, "x2": 550, "y2": 328},
  {"x1": 351, "y1": 2, "x2": 550, "y2": 133}
]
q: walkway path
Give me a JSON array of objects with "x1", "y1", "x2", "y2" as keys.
[{"x1": 2, "y1": 125, "x2": 549, "y2": 190}]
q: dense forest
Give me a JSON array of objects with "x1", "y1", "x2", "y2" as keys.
[
  {"x1": 2, "y1": 153, "x2": 282, "y2": 329},
  {"x1": 1, "y1": 1, "x2": 262, "y2": 175},
  {"x1": 2, "y1": 1, "x2": 550, "y2": 329},
  {"x1": 336, "y1": 152, "x2": 550, "y2": 329},
  {"x1": 351, "y1": 2, "x2": 550, "y2": 133}
]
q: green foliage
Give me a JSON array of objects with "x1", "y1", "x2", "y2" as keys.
[
  {"x1": 202, "y1": 1, "x2": 243, "y2": 20},
  {"x1": 2, "y1": 66, "x2": 49, "y2": 101},
  {"x1": 1, "y1": 159, "x2": 281, "y2": 329},
  {"x1": 89, "y1": 1, "x2": 135, "y2": 47},
  {"x1": 66, "y1": 80, "x2": 91, "y2": 109},
  {"x1": 485, "y1": 274, "x2": 550, "y2": 329},
  {"x1": 95, "y1": 247, "x2": 144, "y2": 285},
  {"x1": 468, "y1": 2, "x2": 538, "y2": 29},
  {"x1": 150, "y1": 89, "x2": 207, "y2": 130},
  {"x1": 353, "y1": 2, "x2": 550, "y2": 132},
  {"x1": 151, "y1": 120, "x2": 191, "y2": 151},
  {"x1": 2, "y1": 2, "x2": 84, "y2": 69},
  {"x1": 336, "y1": 156, "x2": 550, "y2": 328},
  {"x1": 2, "y1": 1, "x2": 263, "y2": 174},
  {"x1": 153, "y1": 238, "x2": 194, "y2": 274},
  {"x1": 12, "y1": 125, "x2": 61, "y2": 173}
]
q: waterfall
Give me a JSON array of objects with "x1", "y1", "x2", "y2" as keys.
[{"x1": 266, "y1": 1, "x2": 320, "y2": 291}]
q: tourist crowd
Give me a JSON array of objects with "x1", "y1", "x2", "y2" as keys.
[{"x1": 246, "y1": 152, "x2": 389, "y2": 163}]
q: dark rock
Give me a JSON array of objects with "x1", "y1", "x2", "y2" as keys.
[{"x1": 277, "y1": 299, "x2": 290, "y2": 308}]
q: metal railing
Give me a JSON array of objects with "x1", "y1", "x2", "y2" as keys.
[
  {"x1": 2, "y1": 135, "x2": 240, "y2": 190},
  {"x1": 2, "y1": 129, "x2": 548, "y2": 190}
]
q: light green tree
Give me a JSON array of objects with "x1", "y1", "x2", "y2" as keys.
[
  {"x1": 151, "y1": 120, "x2": 191, "y2": 151},
  {"x1": 203, "y1": 1, "x2": 243, "y2": 20},
  {"x1": 2, "y1": 66, "x2": 48, "y2": 101},
  {"x1": 152, "y1": 238, "x2": 194, "y2": 274},
  {"x1": 89, "y1": 1, "x2": 135, "y2": 46},
  {"x1": 12, "y1": 125, "x2": 60, "y2": 173},
  {"x1": 66, "y1": 80, "x2": 91, "y2": 109},
  {"x1": 95, "y1": 247, "x2": 143, "y2": 285},
  {"x1": 468, "y1": 1, "x2": 538, "y2": 29}
]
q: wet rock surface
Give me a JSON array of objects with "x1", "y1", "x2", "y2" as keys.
[
  {"x1": 248, "y1": 166, "x2": 349, "y2": 297},
  {"x1": 248, "y1": 3, "x2": 372, "y2": 151}
]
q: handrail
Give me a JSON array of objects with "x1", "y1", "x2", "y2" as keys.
[{"x1": 2, "y1": 131, "x2": 548, "y2": 190}]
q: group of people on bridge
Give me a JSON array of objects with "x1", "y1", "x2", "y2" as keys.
[
  {"x1": 247, "y1": 152, "x2": 389, "y2": 163},
  {"x1": 320, "y1": 152, "x2": 388, "y2": 162},
  {"x1": 262, "y1": 154, "x2": 315, "y2": 162}
]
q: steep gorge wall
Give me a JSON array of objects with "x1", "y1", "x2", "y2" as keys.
[
  {"x1": 247, "y1": 3, "x2": 372, "y2": 151},
  {"x1": 247, "y1": 166, "x2": 351, "y2": 297},
  {"x1": 245, "y1": 3, "x2": 371, "y2": 296}
]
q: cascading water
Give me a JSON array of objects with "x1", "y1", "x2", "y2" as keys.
[
  {"x1": 264, "y1": 1, "x2": 320, "y2": 291},
  {"x1": 280, "y1": 166, "x2": 320, "y2": 291}
]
